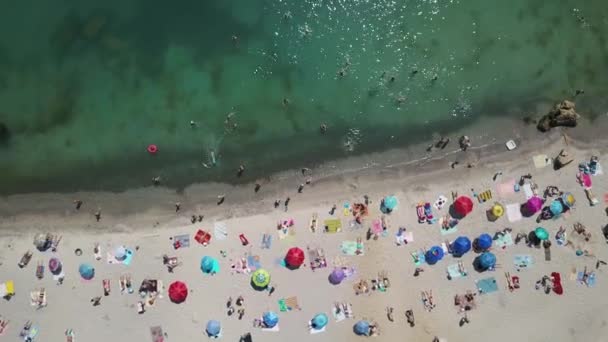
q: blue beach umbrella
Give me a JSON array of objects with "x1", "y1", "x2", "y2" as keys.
[
  {"x1": 477, "y1": 252, "x2": 497, "y2": 270},
  {"x1": 425, "y1": 246, "x2": 445, "y2": 265},
  {"x1": 263, "y1": 311, "x2": 279, "y2": 328},
  {"x1": 311, "y1": 313, "x2": 328, "y2": 330},
  {"x1": 206, "y1": 320, "x2": 221, "y2": 337},
  {"x1": 354, "y1": 320, "x2": 370, "y2": 335},
  {"x1": 200, "y1": 256, "x2": 219, "y2": 274},
  {"x1": 381, "y1": 196, "x2": 398, "y2": 213},
  {"x1": 78, "y1": 263, "x2": 95, "y2": 280},
  {"x1": 550, "y1": 200, "x2": 564, "y2": 216},
  {"x1": 476, "y1": 233, "x2": 493, "y2": 251},
  {"x1": 452, "y1": 236, "x2": 472, "y2": 257}
]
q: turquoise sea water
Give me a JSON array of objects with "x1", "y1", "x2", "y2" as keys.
[{"x1": 0, "y1": 0, "x2": 607, "y2": 194}]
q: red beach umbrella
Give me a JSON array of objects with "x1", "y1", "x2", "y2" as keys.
[
  {"x1": 454, "y1": 196, "x2": 474, "y2": 217},
  {"x1": 168, "y1": 281, "x2": 188, "y2": 303},
  {"x1": 285, "y1": 247, "x2": 305, "y2": 268}
]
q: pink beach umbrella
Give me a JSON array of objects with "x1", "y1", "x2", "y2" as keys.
[{"x1": 526, "y1": 196, "x2": 544, "y2": 214}]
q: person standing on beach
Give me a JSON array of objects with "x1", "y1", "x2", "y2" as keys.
[
  {"x1": 284, "y1": 197, "x2": 290, "y2": 211},
  {"x1": 73, "y1": 200, "x2": 83, "y2": 210},
  {"x1": 175, "y1": 202, "x2": 181, "y2": 212},
  {"x1": 237, "y1": 164, "x2": 245, "y2": 177},
  {"x1": 94, "y1": 211, "x2": 101, "y2": 222},
  {"x1": 217, "y1": 195, "x2": 225, "y2": 205},
  {"x1": 274, "y1": 199, "x2": 281, "y2": 209},
  {"x1": 330, "y1": 204, "x2": 337, "y2": 215},
  {"x1": 254, "y1": 183, "x2": 261, "y2": 193}
]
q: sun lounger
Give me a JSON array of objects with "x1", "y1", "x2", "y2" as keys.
[{"x1": 476, "y1": 277, "x2": 498, "y2": 294}]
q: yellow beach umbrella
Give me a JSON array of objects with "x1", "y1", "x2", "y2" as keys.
[
  {"x1": 251, "y1": 269, "x2": 271, "y2": 288},
  {"x1": 491, "y1": 203, "x2": 504, "y2": 218}
]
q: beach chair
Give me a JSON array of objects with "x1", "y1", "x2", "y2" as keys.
[{"x1": 18, "y1": 251, "x2": 33, "y2": 268}]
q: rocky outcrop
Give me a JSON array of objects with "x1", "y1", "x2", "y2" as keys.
[{"x1": 537, "y1": 100, "x2": 580, "y2": 132}]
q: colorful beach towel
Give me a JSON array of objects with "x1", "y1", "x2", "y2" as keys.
[
  {"x1": 447, "y1": 263, "x2": 467, "y2": 279},
  {"x1": 577, "y1": 272, "x2": 597, "y2": 287},
  {"x1": 411, "y1": 251, "x2": 426, "y2": 266},
  {"x1": 506, "y1": 203, "x2": 522, "y2": 223},
  {"x1": 514, "y1": 255, "x2": 533, "y2": 270},
  {"x1": 332, "y1": 306, "x2": 346, "y2": 322},
  {"x1": 341, "y1": 241, "x2": 364, "y2": 256},
  {"x1": 247, "y1": 255, "x2": 262, "y2": 271},
  {"x1": 278, "y1": 296, "x2": 301, "y2": 312},
  {"x1": 497, "y1": 179, "x2": 516, "y2": 197},
  {"x1": 495, "y1": 232, "x2": 514, "y2": 249},
  {"x1": 173, "y1": 234, "x2": 190, "y2": 248},
  {"x1": 476, "y1": 277, "x2": 499, "y2": 294}
]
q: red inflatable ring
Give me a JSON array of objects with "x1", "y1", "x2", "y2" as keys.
[{"x1": 147, "y1": 144, "x2": 158, "y2": 154}]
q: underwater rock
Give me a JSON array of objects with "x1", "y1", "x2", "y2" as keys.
[
  {"x1": 0, "y1": 122, "x2": 10, "y2": 145},
  {"x1": 537, "y1": 100, "x2": 580, "y2": 132},
  {"x1": 82, "y1": 13, "x2": 108, "y2": 41}
]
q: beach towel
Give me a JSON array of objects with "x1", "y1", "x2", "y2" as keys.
[
  {"x1": 411, "y1": 251, "x2": 426, "y2": 266},
  {"x1": 278, "y1": 297, "x2": 300, "y2": 312},
  {"x1": 447, "y1": 264, "x2": 466, "y2": 279},
  {"x1": 123, "y1": 249, "x2": 134, "y2": 265},
  {"x1": 514, "y1": 255, "x2": 533, "y2": 270},
  {"x1": 332, "y1": 306, "x2": 346, "y2": 322},
  {"x1": 395, "y1": 231, "x2": 413, "y2": 245},
  {"x1": 247, "y1": 255, "x2": 262, "y2": 271},
  {"x1": 371, "y1": 220, "x2": 383, "y2": 234},
  {"x1": 213, "y1": 222, "x2": 228, "y2": 241},
  {"x1": 325, "y1": 219, "x2": 342, "y2": 233},
  {"x1": 533, "y1": 154, "x2": 551, "y2": 169},
  {"x1": 495, "y1": 232, "x2": 514, "y2": 249},
  {"x1": 506, "y1": 203, "x2": 522, "y2": 223},
  {"x1": 522, "y1": 184, "x2": 534, "y2": 200},
  {"x1": 341, "y1": 241, "x2": 364, "y2": 256},
  {"x1": 277, "y1": 227, "x2": 295, "y2": 241},
  {"x1": 261, "y1": 234, "x2": 272, "y2": 249},
  {"x1": 476, "y1": 277, "x2": 498, "y2": 294},
  {"x1": 577, "y1": 272, "x2": 596, "y2": 287},
  {"x1": 173, "y1": 234, "x2": 190, "y2": 248},
  {"x1": 310, "y1": 327, "x2": 326, "y2": 334},
  {"x1": 477, "y1": 190, "x2": 492, "y2": 203},
  {"x1": 497, "y1": 179, "x2": 516, "y2": 197}
]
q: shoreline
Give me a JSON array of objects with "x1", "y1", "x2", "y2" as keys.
[{"x1": 2, "y1": 111, "x2": 606, "y2": 228}]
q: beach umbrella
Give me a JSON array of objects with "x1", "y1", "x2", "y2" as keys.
[
  {"x1": 262, "y1": 311, "x2": 279, "y2": 328},
  {"x1": 311, "y1": 313, "x2": 329, "y2": 330},
  {"x1": 206, "y1": 320, "x2": 221, "y2": 337},
  {"x1": 425, "y1": 246, "x2": 444, "y2": 265},
  {"x1": 561, "y1": 192, "x2": 575, "y2": 207},
  {"x1": 477, "y1": 252, "x2": 497, "y2": 270},
  {"x1": 534, "y1": 227, "x2": 549, "y2": 241},
  {"x1": 525, "y1": 196, "x2": 544, "y2": 214},
  {"x1": 251, "y1": 269, "x2": 271, "y2": 289},
  {"x1": 550, "y1": 200, "x2": 564, "y2": 216},
  {"x1": 354, "y1": 320, "x2": 370, "y2": 336},
  {"x1": 168, "y1": 281, "x2": 188, "y2": 303},
  {"x1": 78, "y1": 263, "x2": 95, "y2": 280},
  {"x1": 452, "y1": 236, "x2": 472, "y2": 257},
  {"x1": 285, "y1": 247, "x2": 305, "y2": 268},
  {"x1": 200, "y1": 256, "x2": 219, "y2": 274},
  {"x1": 381, "y1": 196, "x2": 398, "y2": 213},
  {"x1": 454, "y1": 196, "x2": 474, "y2": 217},
  {"x1": 476, "y1": 233, "x2": 493, "y2": 251},
  {"x1": 49, "y1": 257, "x2": 62, "y2": 275},
  {"x1": 114, "y1": 246, "x2": 127, "y2": 261},
  {"x1": 329, "y1": 268, "x2": 346, "y2": 285}
]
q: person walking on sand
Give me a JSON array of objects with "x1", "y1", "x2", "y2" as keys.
[
  {"x1": 330, "y1": 204, "x2": 337, "y2": 215},
  {"x1": 175, "y1": 202, "x2": 181, "y2": 212},
  {"x1": 268, "y1": 285, "x2": 276, "y2": 297},
  {"x1": 284, "y1": 197, "x2": 290, "y2": 211},
  {"x1": 237, "y1": 164, "x2": 245, "y2": 177},
  {"x1": 94, "y1": 211, "x2": 101, "y2": 222},
  {"x1": 217, "y1": 195, "x2": 225, "y2": 205},
  {"x1": 298, "y1": 184, "x2": 304, "y2": 193},
  {"x1": 152, "y1": 176, "x2": 161, "y2": 186},
  {"x1": 73, "y1": 200, "x2": 83, "y2": 210},
  {"x1": 254, "y1": 183, "x2": 261, "y2": 193},
  {"x1": 274, "y1": 199, "x2": 281, "y2": 209}
]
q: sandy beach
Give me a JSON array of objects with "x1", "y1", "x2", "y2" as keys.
[{"x1": 1, "y1": 122, "x2": 608, "y2": 342}]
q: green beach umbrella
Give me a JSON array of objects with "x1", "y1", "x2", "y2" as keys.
[
  {"x1": 535, "y1": 227, "x2": 549, "y2": 241},
  {"x1": 251, "y1": 269, "x2": 271, "y2": 288}
]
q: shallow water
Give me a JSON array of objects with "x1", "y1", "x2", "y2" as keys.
[{"x1": 0, "y1": 0, "x2": 607, "y2": 194}]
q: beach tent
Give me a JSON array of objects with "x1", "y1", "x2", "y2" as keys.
[
  {"x1": 251, "y1": 269, "x2": 271, "y2": 289},
  {"x1": 49, "y1": 257, "x2": 62, "y2": 275},
  {"x1": 285, "y1": 247, "x2": 305, "y2": 268},
  {"x1": 200, "y1": 256, "x2": 220, "y2": 274},
  {"x1": 561, "y1": 192, "x2": 575, "y2": 207},
  {"x1": 476, "y1": 233, "x2": 493, "y2": 251},
  {"x1": 114, "y1": 246, "x2": 127, "y2": 261},
  {"x1": 534, "y1": 227, "x2": 549, "y2": 241},
  {"x1": 452, "y1": 236, "x2": 472, "y2": 257},
  {"x1": 263, "y1": 311, "x2": 279, "y2": 328},
  {"x1": 525, "y1": 196, "x2": 544, "y2": 214},
  {"x1": 425, "y1": 246, "x2": 444, "y2": 265},
  {"x1": 78, "y1": 263, "x2": 95, "y2": 280},
  {"x1": 206, "y1": 320, "x2": 221, "y2": 337},
  {"x1": 329, "y1": 268, "x2": 346, "y2": 285},
  {"x1": 311, "y1": 313, "x2": 328, "y2": 330},
  {"x1": 550, "y1": 200, "x2": 564, "y2": 216},
  {"x1": 168, "y1": 281, "x2": 188, "y2": 303},
  {"x1": 454, "y1": 196, "x2": 474, "y2": 217},
  {"x1": 381, "y1": 196, "x2": 398, "y2": 213},
  {"x1": 477, "y1": 252, "x2": 497, "y2": 270},
  {"x1": 353, "y1": 320, "x2": 370, "y2": 336}
]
